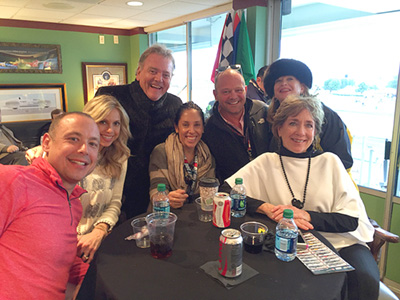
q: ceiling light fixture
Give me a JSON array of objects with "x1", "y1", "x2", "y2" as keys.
[{"x1": 126, "y1": 1, "x2": 143, "y2": 6}]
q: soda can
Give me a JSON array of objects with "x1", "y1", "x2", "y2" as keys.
[
  {"x1": 218, "y1": 228, "x2": 243, "y2": 278},
  {"x1": 213, "y1": 192, "x2": 231, "y2": 228}
]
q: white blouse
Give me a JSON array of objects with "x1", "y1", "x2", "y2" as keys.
[{"x1": 77, "y1": 159, "x2": 127, "y2": 235}]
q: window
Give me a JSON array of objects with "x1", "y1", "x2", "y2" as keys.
[
  {"x1": 191, "y1": 15, "x2": 226, "y2": 111},
  {"x1": 281, "y1": 2, "x2": 400, "y2": 191},
  {"x1": 151, "y1": 25, "x2": 187, "y2": 102},
  {"x1": 150, "y1": 13, "x2": 226, "y2": 111}
]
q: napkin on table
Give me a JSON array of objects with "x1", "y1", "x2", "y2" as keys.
[{"x1": 200, "y1": 261, "x2": 259, "y2": 290}]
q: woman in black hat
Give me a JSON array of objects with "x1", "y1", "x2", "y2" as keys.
[{"x1": 263, "y1": 59, "x2": 353, "y2": 170}]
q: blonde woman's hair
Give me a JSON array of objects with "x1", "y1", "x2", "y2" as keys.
[
  {"x1": 83, "y1": 95, "x2": 131, "y2": 178},
  {"x1": 271, "y1": 94, "x2": 324, "y2": 143}
]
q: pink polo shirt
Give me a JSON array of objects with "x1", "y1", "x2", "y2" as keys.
[{"x1": 0, "y1": 158, "x2": 84, "y2": 300}]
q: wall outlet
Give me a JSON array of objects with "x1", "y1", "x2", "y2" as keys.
[
  {"x1": 113, "y1": 35, "x2": 119, "y2": 44},
  {"x1": 99, "y1": 35, "x2": 105, "y2": 44}
]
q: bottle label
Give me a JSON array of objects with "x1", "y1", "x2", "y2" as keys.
[
  {"x1": 275, "y1": 235, "x2": 296, "y2": 254},
  {"x1": 154, "y1": 205, "x2": 170, "y2": 214},
  {"x1": 231, "y1": 196, "x2": 246, "y2": 211}
]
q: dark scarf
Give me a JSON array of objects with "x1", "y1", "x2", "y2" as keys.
[
  {"x1": 125, "y1": 81, "x2": 177, "y2": 165},
  {"x1": 278, "y1": 143, "x2": 323, "y2": 158}
]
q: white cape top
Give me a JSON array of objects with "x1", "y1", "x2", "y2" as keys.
[{"x1": 226, "y1": 152, "x2": 374, "y2": 250}]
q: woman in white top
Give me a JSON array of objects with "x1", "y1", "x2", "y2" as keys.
[{"x1": 223, "y1": 95, "x2": 379, "y2": 300}]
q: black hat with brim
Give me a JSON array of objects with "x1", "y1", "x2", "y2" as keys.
[{"x1": 263, "y1": 58, "x2": 313, "y2": 98}]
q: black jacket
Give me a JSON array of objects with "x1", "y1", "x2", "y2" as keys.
[
  {"x1": 246, "y1": 79, "x2": 269, "y2": 103},
  {"x1": 203, "y1": 98, "x2": 270, "y2": 183},
  {"x1": 96, "y1": 80, "x2": 182, "y2": 218}
]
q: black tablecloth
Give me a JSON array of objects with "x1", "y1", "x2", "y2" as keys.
[{"x1": 78, "y1": 204, "x2": 347, "y2": 300}]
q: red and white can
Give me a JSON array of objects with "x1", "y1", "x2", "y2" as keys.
[
  {"x1": 218, "y1": 228, "x2": 243, "y2": 278},
  {"x1": 213, "y1": 192, "x2": 231, "y2": 228}
]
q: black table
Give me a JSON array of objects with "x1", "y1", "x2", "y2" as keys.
[{"x1": 78, "y1": 204, "x2": 347, "y2": 300}]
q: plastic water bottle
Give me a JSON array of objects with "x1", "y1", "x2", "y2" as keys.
[
  {"x1": 230, "y1": 178, "x2": 246, "y2": 218},
  {"x1": 275, "y1": 209, "x2": 298, "y2": 262},
  {"x1": 153, "y1": 184, "x2": 170, "y2": 215}
]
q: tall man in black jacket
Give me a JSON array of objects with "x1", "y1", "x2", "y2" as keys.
[
  {"x1": 203, "y1": 68, "x2": 270, "y2": 183},
  {"x1": 96, "y1": 45, "x2": 182, "y2": 219}
]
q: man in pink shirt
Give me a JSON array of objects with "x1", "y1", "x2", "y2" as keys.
[{"x1": 0, "y1": 112, "x2": 100, "y2": 300}]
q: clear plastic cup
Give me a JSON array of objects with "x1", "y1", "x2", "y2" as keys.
[
  {"x1": 240, "y1": 221, "x2": 268, "y2": 254},
  {"x1": 195, "y1": 197, "x2": 213, "y2": 222},
  {"x1": 145, "y1": 212, "x2": 178, "y2": 259},
  {"x1": 131, "y1": 217, "x2": 150, "y2": 248}
]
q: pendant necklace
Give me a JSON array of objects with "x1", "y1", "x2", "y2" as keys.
[
  {"x1": 183, "y1": 154, "x2": 198, "y2": 195},
  {"x1": 279, "y1": 154, "x2": 311, "y2": 209}
]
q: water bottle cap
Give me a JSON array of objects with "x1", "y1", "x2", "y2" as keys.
[
  {"x1": 235, "y1": 178, "x2": 243, "y2": 184},
  {"x1": 199, "y1": 177, "x2": 219, "y2": 188},
  {"x1": 157, "y1": 183, "x2": 166, "y2": 192},
  {"x1": 283, "y1": 209, "x2": 293, "y2": 218}
]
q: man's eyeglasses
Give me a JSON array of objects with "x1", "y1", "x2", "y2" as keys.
[{"x1": 216, "y1": 64, "x2": 242, "y2": 74}]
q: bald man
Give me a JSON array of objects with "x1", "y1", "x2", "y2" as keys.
[
  {"x1": 203, "y1": 68, "x2": 270, "y2": 183},
  {"x1": 0, "y1": 112, "x2": 100, "y2": 299}
]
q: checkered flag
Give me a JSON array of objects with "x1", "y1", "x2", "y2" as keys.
[
  {"x1": 211, "y1": 10, "x2": 239, "y2": 82},
  {"x1": 211, "y1": 10, "x2": 255, "y2": 84},
  {"x1": 219, "y1": 12, "x2": 235, "y2": 68}
]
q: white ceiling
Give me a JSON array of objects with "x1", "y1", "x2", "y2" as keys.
[
  {"x1": 0, "y1": 0, "x2": 231, "y2": 30},
  {"x1": 2, "y1": 0, "x2": 397, "y2": 32}
]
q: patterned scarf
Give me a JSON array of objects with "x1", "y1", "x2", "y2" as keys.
[{"x1": 164, "y1": 133, "x2": 213, "y2": 195}]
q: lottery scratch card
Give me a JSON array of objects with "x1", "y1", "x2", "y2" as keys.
[{"x1": 296, "y1": 232, "x2": 355, "y2": 275}]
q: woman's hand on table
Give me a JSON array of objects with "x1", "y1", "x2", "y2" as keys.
[
  {"x1": 77, "y1": 225, "x2": 108, "y2": 263},
  {"x1": 256, "y1": 203, "x2": 313, "y2": 230},
  {"x1": 168, "y1": 189, "x2": 188, "y2": 208},
  {"x1": 256, "y1": 202, "x2": 277, "y2": 220},
  {"x1": 270, "y1": 205, "x2": 314, "y2": 231},
  {"x1": 292, "y1": 218, "x2": 314, "y2": 231}
]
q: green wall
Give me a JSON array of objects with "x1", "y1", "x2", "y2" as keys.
[
  {"x1": 361, "y1": 192, "x2": 400, "y2": 282},
  {"x1": 0, "y1": 26, "x2": 147, "y2": 111},
  {"x1": 387, "y1": 203, "x2": 400, "y2": 282}
]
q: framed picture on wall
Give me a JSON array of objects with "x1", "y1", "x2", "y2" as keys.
[
  {"x1": 82, "y1": 62, "x2": 128, "y2": 103},
  {"x1": 0, "y1": 83, "x2": 67, "y2": 122},
  {"x1": 0, "y1": 42, "x2": 62, "y2": 73}
]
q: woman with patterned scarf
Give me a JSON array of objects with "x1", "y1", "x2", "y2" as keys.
[{"x1": 149, "y1": 101, "x2": 215, "y2": 208}]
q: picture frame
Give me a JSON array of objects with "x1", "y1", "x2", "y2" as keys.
[
  {"x1": 0, "y1": 83, "x2": 67, "y2": 123},
  {"x1": 82, "y1": 62, "x2": 128, "y2": 103},
  {"x1": 0, "y1": 42, "x2": 62, "y2": 73}
]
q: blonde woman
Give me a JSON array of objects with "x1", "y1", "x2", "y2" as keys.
[{"x1": 66, "y1": 95, "x2": 131, "y2": 298}]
